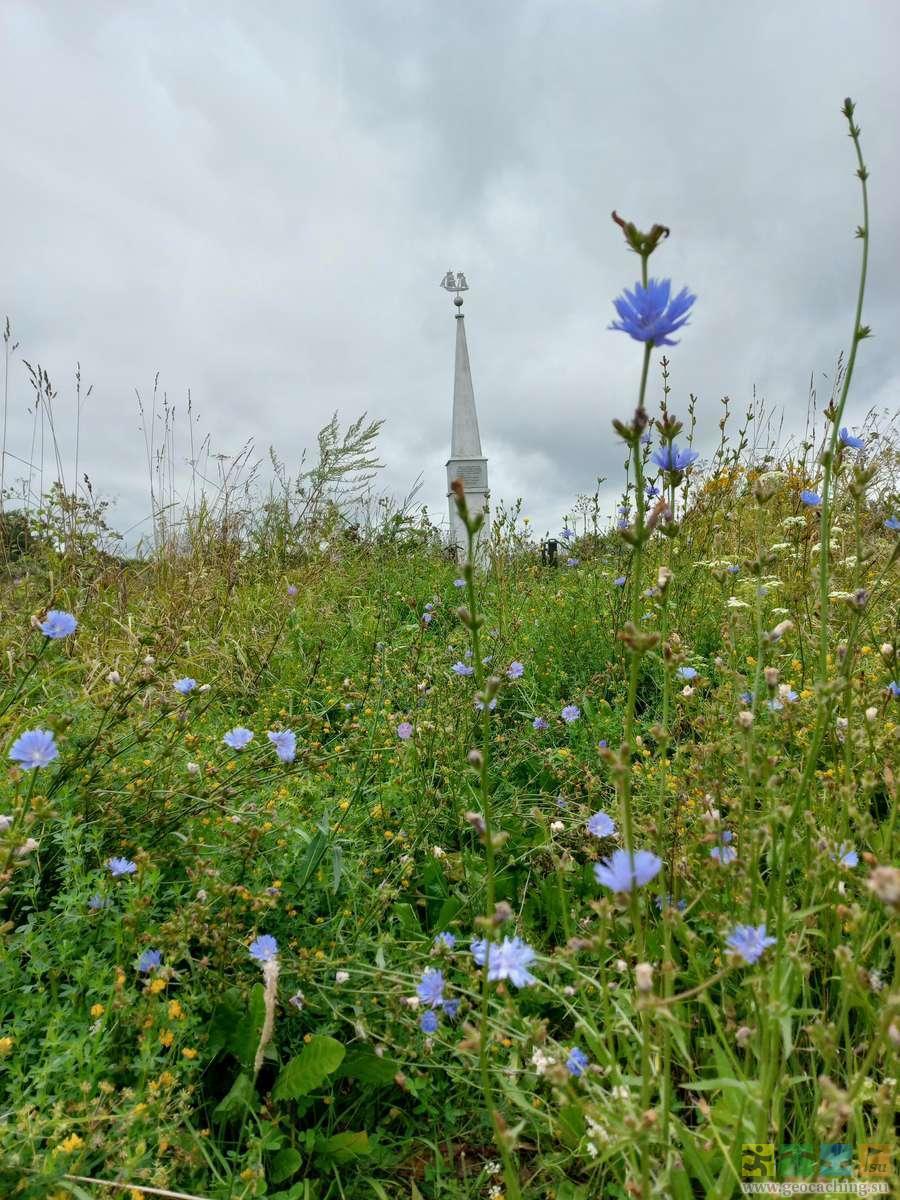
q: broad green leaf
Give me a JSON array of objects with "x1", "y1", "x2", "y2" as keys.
[
  {"x1": 269, "y1": 1147, "x2": 302, "y2": 1184},
  {"x1": 206, "y1": 987, "x2": 244, "y2": 1057},
  {"x1": 392, "y1": 902, "x2": 420, "y2": 935},
  {"x1": 421, "y1": 858, "x2": 449, "y2": 898},
  {"x1": 297, "y1": 831, "x2": 328, "y2": 888},
  {"x1": 555, "y1": 1183, "x2": 590, "y2": 1200},
  {"x1": 433, "y1": 896, "x2": 462, "y2": 932},
  {"x1": 318, "y1": 1130, "x2": 370, "y2": 1163},
  {"x1": 212, "y1": 1072, "x2": 256, "y2": 1122},
  {"x1": 676, "y1": 1124, "x2": 717, "y2": 1190},
  {"x1": 556, "y1": 1103, "x2": 586, "y2": 1148},
  {"x1": 336, "y1": 1047, "x2": 398, "y2": 1086},
  {"x1": 232, "y1": 982, "x2": 266, "y2": 1070},
  {"x1": 273, "y1": 1035, "x2": 345, "y2": 1100}
]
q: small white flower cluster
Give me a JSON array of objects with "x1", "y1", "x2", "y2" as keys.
[
  {"x1": 584, "y1": 1114, "x2": 610, "y2": 1157},
  {"x1": 530, "y1": 1047, "x2": 552, "y2": 1076}
]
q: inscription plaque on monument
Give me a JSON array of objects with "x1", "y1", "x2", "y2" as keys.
[{"x1": 448, "y1": 460, "x2": 487, "y2": 492}]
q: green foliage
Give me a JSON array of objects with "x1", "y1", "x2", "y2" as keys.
[{"x1": 273, "y1": 1037, "x2": 346, "y2": 1101}]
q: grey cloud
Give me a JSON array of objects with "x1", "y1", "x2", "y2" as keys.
[{"x1": 1, "y1": 0, "x2": 897, "y2": 543}]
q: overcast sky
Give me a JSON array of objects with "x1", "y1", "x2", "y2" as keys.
[{"x1": 2, "y1": 0, "x2": 898, "y2": 546}]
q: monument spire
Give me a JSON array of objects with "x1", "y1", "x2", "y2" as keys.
[{"x1": 441, "y1": 270, "x2": 489, "y2": 557}]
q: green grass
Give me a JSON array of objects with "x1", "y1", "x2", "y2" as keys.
[{"x1": 0, "y1": 442, "x2": 897, "y2": 1199}]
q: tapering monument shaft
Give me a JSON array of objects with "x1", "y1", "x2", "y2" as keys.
[{"x1": 441, "y1": 270, "x2": 489, "y2": 559}]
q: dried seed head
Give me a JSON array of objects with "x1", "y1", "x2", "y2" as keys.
[
  {"x1": 867, "y1": 865, "x2": 900, "y2": 911},
  {"x1": 634, "y1": 962, "x2": 653, "y2": 993}
]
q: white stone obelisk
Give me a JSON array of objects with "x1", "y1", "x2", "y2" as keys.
[{"x1": 441, "y1": 270, "x2": 489, "y2": 559}]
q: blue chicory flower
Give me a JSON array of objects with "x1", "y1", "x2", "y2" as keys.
[
  {"x1": 800, "y1": 490, "x2": 821, "y2": 506},
  {"x1": 267, "y1": 730, "x2": 296, "y2": 763},
  {"x1": 137, "y1": 949, "x2": 162, "y2": 973},
  {"x1": 38, "y1": 610, "x2": 78, "y2": 639},
  {"x1": 488, "y1": 936, "x2": 537, "y2": 987},
  {"x1": 885, "y1": 516, "x2": 900, "y2": 531},
  {"x1": 652, "y1": 443, "x2": 699, "y2": 474},
  {"x1": 453, "y1": 577, "x2": 466, "y2": 588},
  {"x1": 248, "y1": 935, "x2": 278, "y2": 963},
  {"x1": 725, "y1": 923, "x2": 776, "y2": 965},
  {"x1": 839, "y1": 427, "x2": 864, "y2": 450},
  {"x1": 8, "y1": 729, "x2": 59, "y2": 769},
  {"x1": 470, "y1": 936, "x2": 537, "y2": 988},
  {"x1": 396, "y1": 722, "x2": 414, "y2": 740},
  {"x1": 587, "y1": 811, "x2": 616, "y2": 838},
  {"x1": 566, "y1": 1047, "x2": 589, "y2": 1078},
  {"x1": 532, "y1": 717, "x2": 548, "y2": 730},
  {"x1": 594, "y1": 848, "x2": 662, "y2": 893},
  {"x1": 173, "y1": 678, "x2": 197, "y2": 695},
  {"x1": 452, "y1": 662, "x2": 474, "y2": 676},
  {"x1": 835, "y1": 843, "x2": 858, "y2": 868},
  {"x1": 677, "y1": 666, "x2": 698, "y2": 681},
  {"x1": 223, "y1": 727, "x2": 254, "y2": 750},
  {"x1": 420, "y1": 1010, "x2": 438, "y2": 1033},
  {"x1": 710, "y1": 831, "x2": 737, "y2": 865},
  {"x1": 561, "y1": 705, "x2": 581, "y2": 723},
  {"x1": 435, "y1": 932, "x2": 456, "y2": 950},
  {"x1": 566, "y1": 557, "x2": 580, "y2": 567},
  {"x1": 507, "y1": 661, "x2": 524, "y2": 679},
  {"x1": 417, "y1": 969, "x2": 445, "y2": 1008},
  {"x1": 613, "y1": 576, "x2": 627, "y2": 587},
  {"x1": 608, "y1": 278, "x2": 696, "y2": 347},
  {"x1": 107, "y1": 857, "x2": 136, "y2": 877},
  {"x1": 442, "y1": 997, "x2": 460, "y2": 1019}
]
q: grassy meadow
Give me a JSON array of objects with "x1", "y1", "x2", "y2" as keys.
[{"x1": 1, "y1": 103, "x2": 898, "y2": 1200}]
